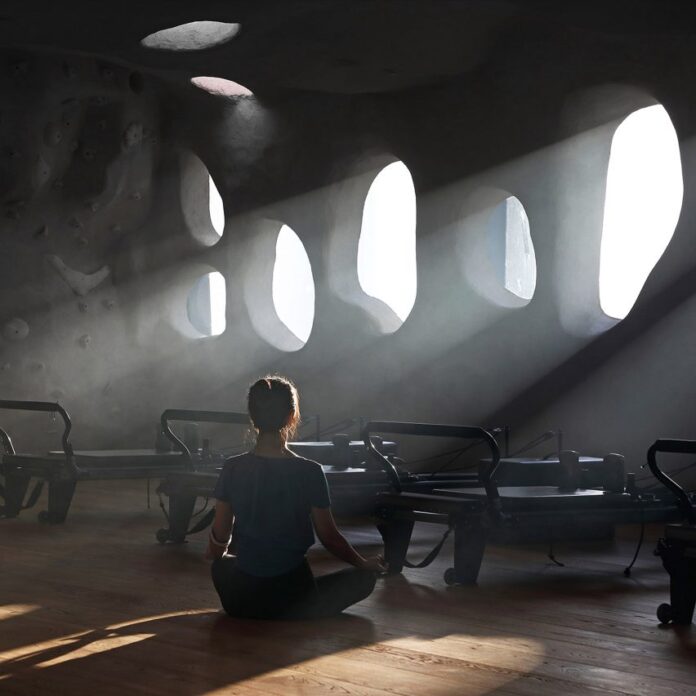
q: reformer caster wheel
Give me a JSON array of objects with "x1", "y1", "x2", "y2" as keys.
[
  {"x1": 156, "y1": 528, "x2": 170, "y2": 545},
  {"x1": 657, "y1": 603, "x2": 673, "y2": 624},
  {"x1": 444, "y1": 568, "x2": 457, "y2": 586}
]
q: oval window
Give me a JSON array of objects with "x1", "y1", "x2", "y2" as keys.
[
  {"x1": 488, "y1": 196, "x2": 536, "y2": 302},
  {"x1": 187, "y1": 271, "x2": 226, "y2": 337},
  {"x1": 357, "y1": 161, "x2": 417, "y2": 328},
  {"x1": 599, "y1": 105, "x2": 683, "y2": 319},
  {"x1": 209, "y1": 175, "x2": 225, "y2": 237},
  {"x1": 272, "y1": 225, "x2": 315, "y2": 345}
]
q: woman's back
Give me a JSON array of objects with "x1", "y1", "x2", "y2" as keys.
[{"x1": 213, "y1": 453, "x2": 330, "y2": 576}]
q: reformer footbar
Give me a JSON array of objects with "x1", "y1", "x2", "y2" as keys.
[
  {"x1": 156, "y1": 409, "x2": 252, "y2": 543},
  {"x1": 647, "y1": 438, "x2": 696, "y2": 625}
]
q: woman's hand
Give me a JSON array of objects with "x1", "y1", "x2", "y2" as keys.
[
  {"x1": 205, "y1": 501, "x2": 234, "y2": 561},
  {"x1": 358, "y1": 555, "x2": 388, "y2": 574}
]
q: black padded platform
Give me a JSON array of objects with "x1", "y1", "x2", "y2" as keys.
[
  {"x1": 9, "y1": 449, "x2": 186, "y2": 476},
  {"x1": 0, "y1": 402, "x2": 237, "y2": 523},
  {"x1": 154, "y1": 432, "x2": 484, "y2": 543},
  {"x1": 362, "y1": 421, "x2": 681, "y2": 586},
  {"x1": 289, "y1": 438, "x2": 397, "y2": 469},
  {"x1": 484, "y1": 456, "x2": 601, "y2": 486},
  {"x1": 155, "y1": 431, "x2": 409, "y2": 543}
]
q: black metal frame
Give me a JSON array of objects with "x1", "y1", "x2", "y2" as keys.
[
  {"x1": 362, "y1": 421, "x2": 501, "y2": 586},
  {"x1": 0, "y1": 403, "x2": 249, "y2": 524},
  {"x1": 156, "y1": 409, "x2": 252, "y2": 542},
  {"x1": 647, "y1": 438, "x2": 696, "y2": 625},
  {"x1": 647, "y1": 439, "x2": 696, "y2": 524},
  {"x1": 160, "y1": 409, "x2": 250, "y2": 467},
  {"x1": 0, "y1": 399, "x2": 75, "y2": 464},
  {"x1": 362, "y1": 420, "x2": 501, "y2": 500},
  {"x1": 370, "y1": 423, "x2": 684, "y2": 587},
  {"x1": 0, "y1": 425, "x2": 15, "y2": 455},
  {"x1": 0, "y1": 400, "x2": 78, "y2": 523}
]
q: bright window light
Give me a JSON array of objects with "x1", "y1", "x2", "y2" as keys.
[
  {"x1": 357, "y1": 161, "x2": 417, "y2": 324},
  {"x1": 187, "y1": 271, "x2": 226, "y2": 337},
  {"x1": 599, "y1": 105, "x2": 683, "y2": 319},
  {"x1": 272, "y1": 225, "x2": 315, "y2": 345},
  {"x1": 191, "y1": 76, "x2": 253, "y2": 97},
  {"x1": 488, "y1": 196, "x2": 536, "y2": 301},
  {"x1": 209, "y1": 175, "x2": 224, "y2": 236}
]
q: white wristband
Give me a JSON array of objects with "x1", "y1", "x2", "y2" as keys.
[{"x1": 209, "y1": 529, "x2": 230, "y2": 548}]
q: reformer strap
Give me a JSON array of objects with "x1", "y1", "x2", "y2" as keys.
[
  {"x1": 23, "y1": 481, "x2": 44, "y2": 510},
  {"x1": 403, "y1": 523, "x2": 454, "y2": 569},
  {"x1": 187, "y1": 508, "x2": 216, "y2": 535},
  {"x1": 0, "y1": 480, "x2": 43, "y2": 517},
  {"x1": 157, "y1": 490, "x2": 216, "y2": 538}
]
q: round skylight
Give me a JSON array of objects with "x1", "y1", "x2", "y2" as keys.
[
  {"x1": 141, "y1": 21, "x2": 240, "y2": 52},
  {"x1": 191, "y1": 76, "x2": 253, "y2": 97}
]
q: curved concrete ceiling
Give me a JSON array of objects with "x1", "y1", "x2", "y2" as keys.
[{"x1": 0, "y1": 0, "x2": 695, "y2": 95}]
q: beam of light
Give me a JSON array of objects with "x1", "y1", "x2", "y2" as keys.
[
  {"x1": 272, "y1": 224, "x2": 315, "y2": 345},
  {"x1": 35, "y1": 634, "x2": 154, "y2": 668},
  {"x1": 202, "y1": 635, "x2": 545, "y2": 696},
  {"x1": 105, "y1": 608, "x2": 212, "y2": 631},
  {"x1": 0, "y1": 610, "x2": 213, "y2": 674},
  {"x1": 599, "y1": 104, "x2": 683, "y2": 320},
  {"x1": 0, "y1": 630, "x2": 92, "y2": 664},
  {"x1": 209, "y1": 175, "x2": 225, "y2": 236},
  {"x1": 0, "y1": 604, "x2": 40, "y2": 621},
  {"x1": 357, "y1": 161, "x2": 417, "y2": 324}
]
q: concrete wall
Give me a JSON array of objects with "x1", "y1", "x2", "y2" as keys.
[{"x1": 1, "y1": 28, "x2": 695, "y2": 483}]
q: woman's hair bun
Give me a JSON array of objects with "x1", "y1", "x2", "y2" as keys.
[{"x1": 248, "y1": 375, "x2": 300, "y2": 435}]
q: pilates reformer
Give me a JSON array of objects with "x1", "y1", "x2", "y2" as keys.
[
  {"x1": 647, "y1": 438, "x2": 696, "y2": 625},
  {"x1": 155, "y1": 408, "x2": 403, "y2": 543},
  {"x1": 366, "y1": 421, "x2": 682, "y2": 586},
  {"x1": 480, "y1": 427, "x2": 618, "y2": 489},
  {"x1": 154, "y1": 412, "x2": 484, "y2": 544},
  {"x1": 0, "y1": 400, "x2": 231, "y2": 523}
]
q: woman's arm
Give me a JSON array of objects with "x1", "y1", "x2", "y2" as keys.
[
  {"x1": 205, "y1": 500, "x2": 234, "y2": 560},
  {"x1": 311, "y1": 506, "x2": 386, "y2": 571}
]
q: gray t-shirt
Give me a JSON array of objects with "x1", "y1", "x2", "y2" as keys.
[{"x1": 212, "y1": 452, "x2": 331, "y2": 577}]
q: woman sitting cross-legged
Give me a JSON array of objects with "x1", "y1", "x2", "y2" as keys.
[{"x1": 207, "y1": 375, "x2": 385, "y2": 619}]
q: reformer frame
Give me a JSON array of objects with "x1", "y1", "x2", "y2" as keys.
[
  {"x1": 364, "y1": 421, "x2": 681, "y2": 586},
  {"x1": 0, "y1": 402, "x2": 240, "y2": 523},
  {"x1": 648, "y1": 439, "x2": 696, "y2": 625}
]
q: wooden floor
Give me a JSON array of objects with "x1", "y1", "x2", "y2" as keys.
[{"x1": 1, "y1": 480, "x2": 695, "y2": 696}]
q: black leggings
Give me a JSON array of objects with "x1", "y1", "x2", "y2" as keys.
[{"x1": 211, "y1": 557, "x2": 376, "y2": 620}]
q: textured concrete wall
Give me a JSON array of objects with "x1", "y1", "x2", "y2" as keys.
[{"x1": 1, "y1": 25, "x2": 695, "y2": 485}]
